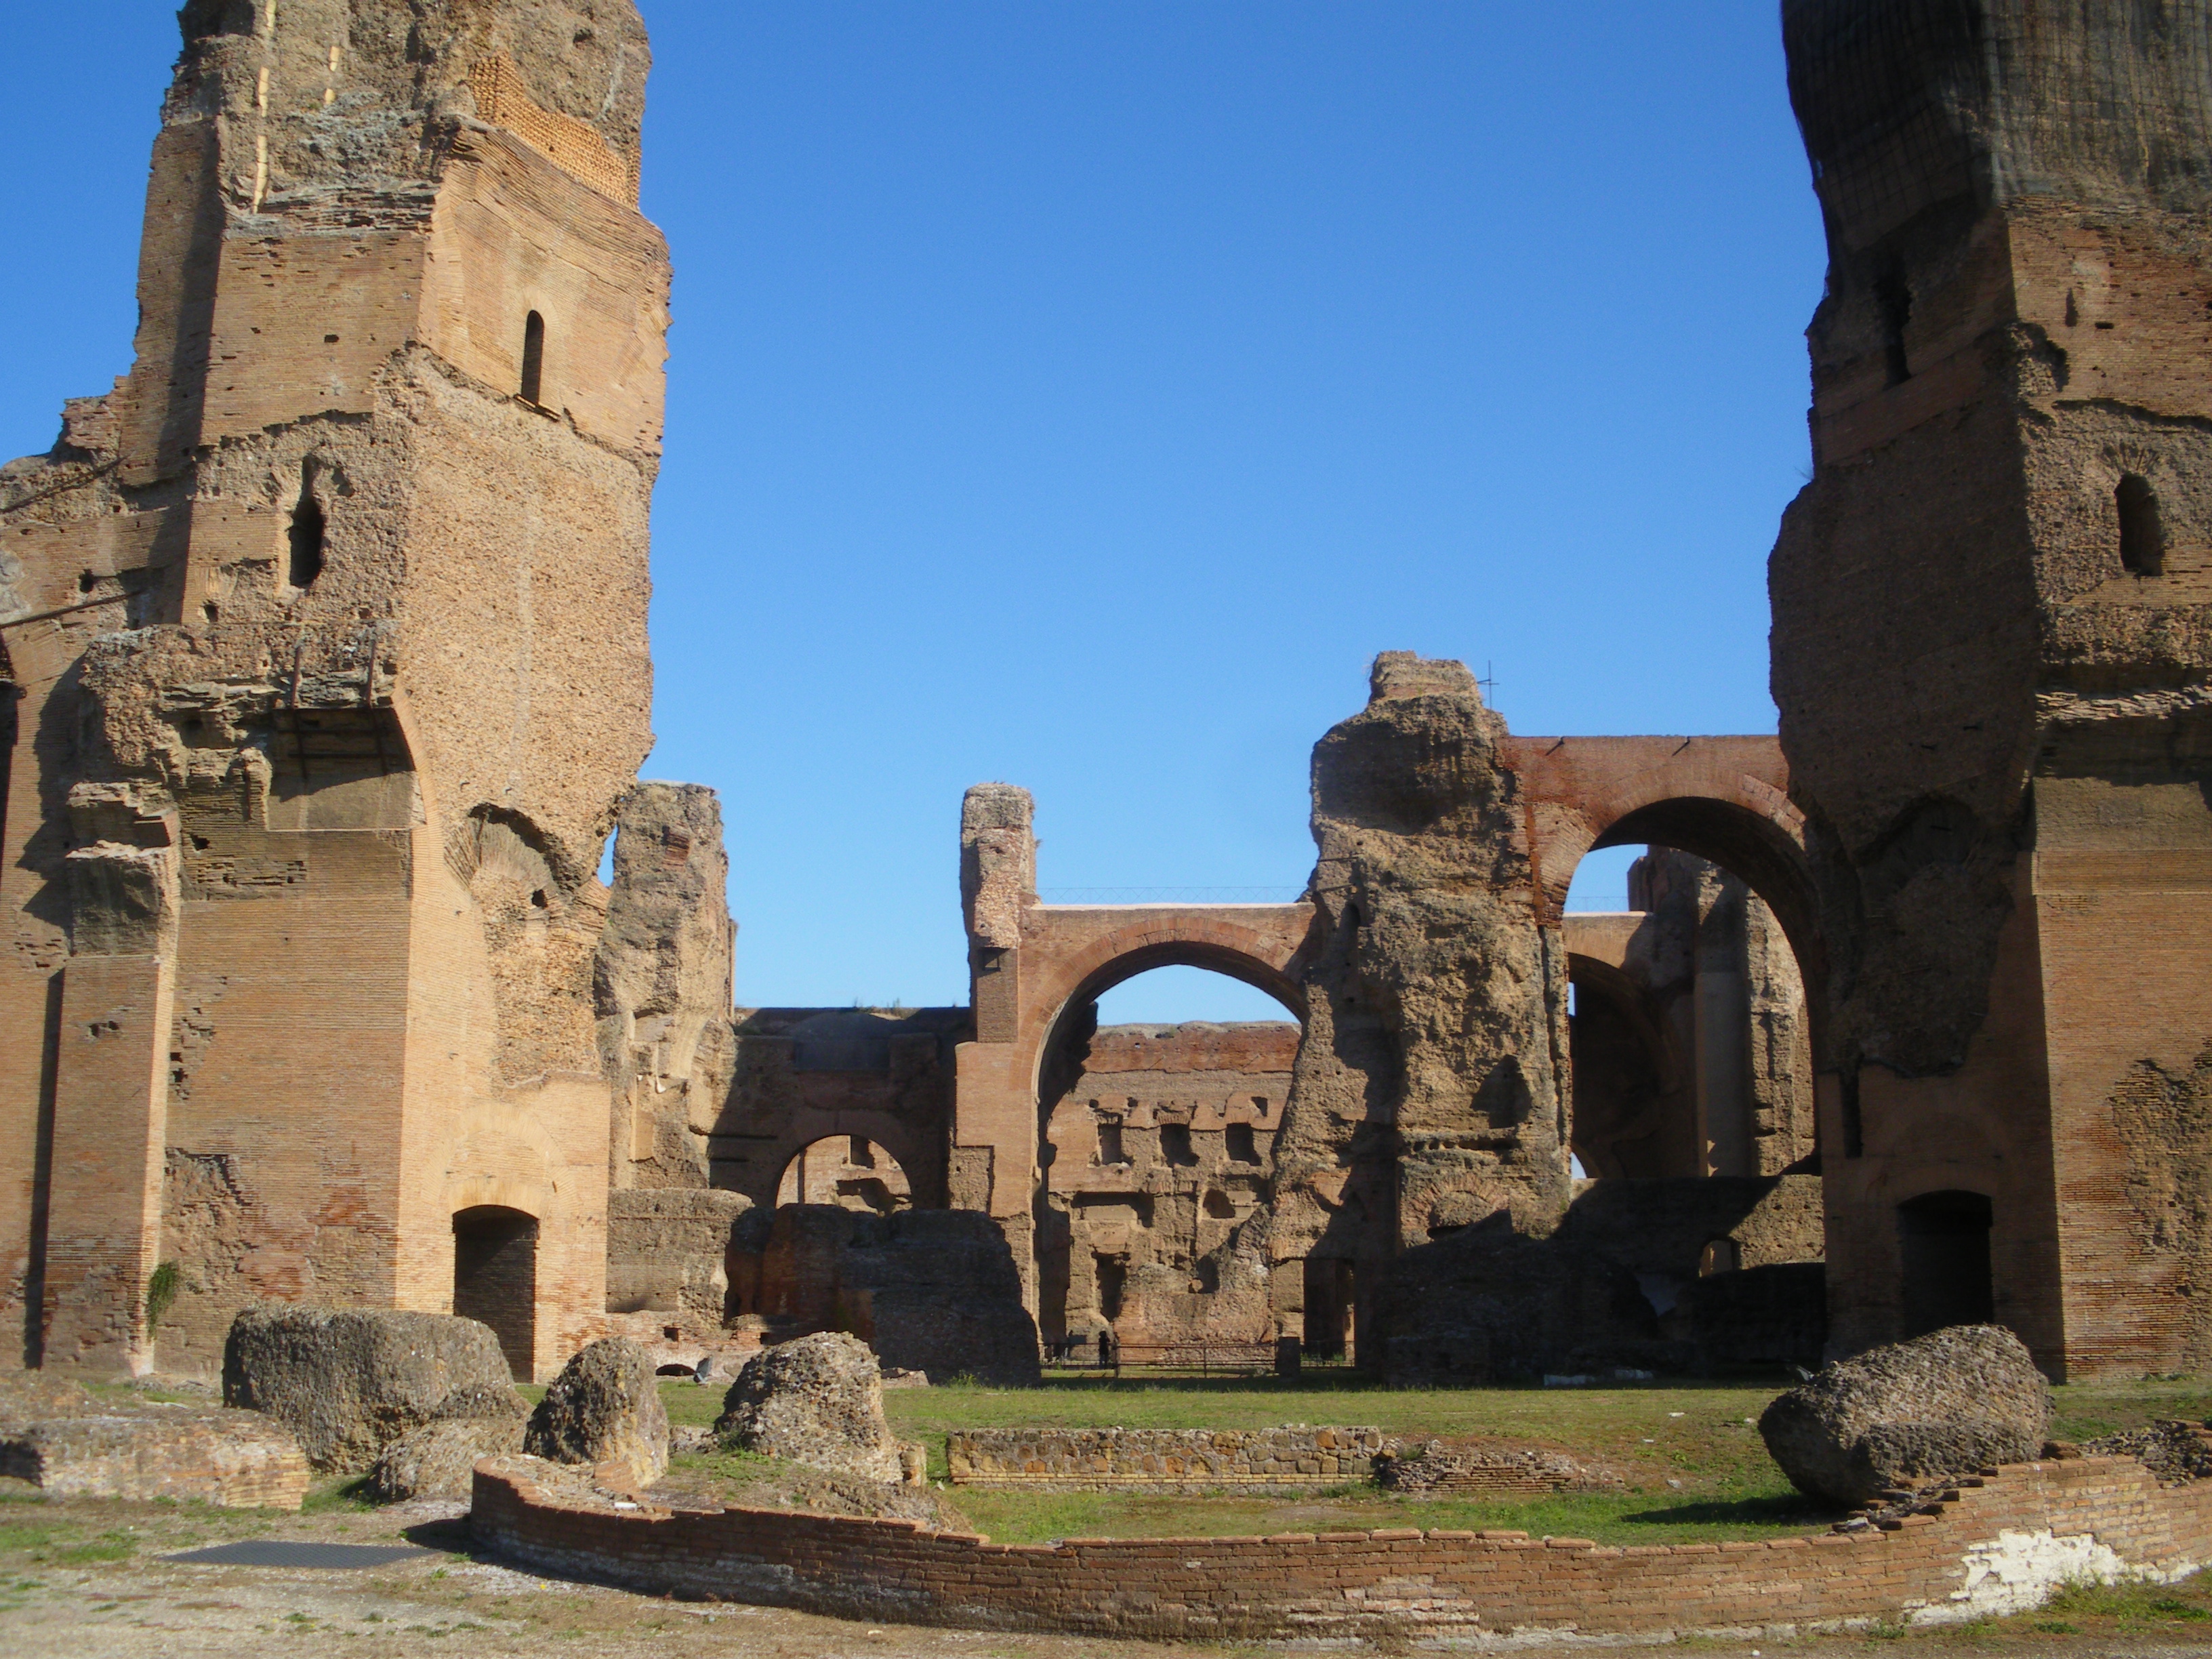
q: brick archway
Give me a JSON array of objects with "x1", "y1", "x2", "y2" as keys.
[
  {"x1": 1499, "y1": 733, "x2": 1824, "y2": 1019},
  {"x1": 953, "y1": 897, "x2": 1317, "y2": 1315}
]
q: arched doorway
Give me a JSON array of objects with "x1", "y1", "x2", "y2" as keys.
[
  {"x1": 453, "y1": 1206, "x2": 537, "y2": 1381},
  {"x1": 775, "y1": 1136, "x2": 913, "y2": 1214},
  {"x1": 1033, "y1": 962, "x2": 1301, "y2": 1357}
]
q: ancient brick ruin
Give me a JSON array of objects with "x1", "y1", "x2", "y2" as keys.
[{"x1": 3, "y1": 0, "x2": 2209, "y2": 1389}]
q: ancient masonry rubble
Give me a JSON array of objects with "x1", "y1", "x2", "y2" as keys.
[{"x1": 3, "y1": 0, "x2": 2206, "y2": 1395}]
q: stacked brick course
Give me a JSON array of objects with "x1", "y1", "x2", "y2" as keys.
[
  {"x1": 946, "y1": 1426, "x2": 1382, "y2": 1490},
  {"x1": 473, "y1": 1454, "x2": 2212, "y2": 1642}
]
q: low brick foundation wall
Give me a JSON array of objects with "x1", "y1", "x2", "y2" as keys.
[
  {"x1": 945, "y1": 1426, "x2": 1382, "y2": 1490},
  {"x1": 472, "y1": 1454, "x2": 2212, "y2": 1643}
]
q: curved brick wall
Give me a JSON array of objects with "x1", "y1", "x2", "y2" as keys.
[
  {"x1": 472, "y1": 1455, "x2": 2212, "y2": 1642},
  {"x1": 946, "y1": 1426, "x2": 1384, "y2": 1490}
]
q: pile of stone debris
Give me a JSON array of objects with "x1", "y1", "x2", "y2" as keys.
[
  {"x1": 1372, "y1": 1437, "x2": 1621, "y2": 1496},
  {"x1": 2080, "y1": 1419, "x2": 2212, "y2": 1486}
]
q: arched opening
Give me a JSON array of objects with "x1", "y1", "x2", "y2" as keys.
[
  {"x1": 1565, "y1": 844, "x2": 1816, "y2": 1182},
  {"x1": 1553, "y1": 799, "x2": 1828, "y2": 1356},
  {"x1": 1899, "y1": 1189, "x2": 1994, "y2": 1337},
  {"x1": 775, "y1": 1136, "x2": 912, "y2": 1214},
  {"x1": 286, "y1": 470, "x2": 325, "y2": 590},
  {"x1": 1034, "y1": 962, "x2": 1300, "y2": 1350},
  {"x1": 520, "y1": 310, "x2": 546, "y2": 405},
  {"x1": 453, "y1": 1206, "x2": 536, "y2": 1381},
  {"x1": 2118, "y1": 473, "x2": 2164, "y2": 576}
]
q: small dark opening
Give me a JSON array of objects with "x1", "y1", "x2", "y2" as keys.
[
  {"x1": 287, "y1": 478, "x2": 325, "y2": 590},
  {"x1": 1095, "y1": 1255, "x2": 1126, "y2": 1320},
  {"x1": 849, "y1": 1135, "x2": 874, "y2": 1168},
  {"x1": 520, "y1": 310, "x2": 546, "y2": 405},
  {"x1": 1303, "y1": 1256, "x2": 1355, "y2": 1359},
  {"x1": 2118, "y1": 474, "x2": 2165, "y2": 575},
  {"x1": 1094, "y1": 1117, "x2": 1124, "y2": 1165},
  {"x1": 453, "y1": 1205, "x2": 537, "y2": 1380},
  {"x1": 1874, "y1": 265, "x2": 1912, "y2": 386},
  {"x1": 1899, "y1": 1189, "x2": 1994, "y2": 1338},
  {"x1": 1225, "y1": 1122, "x2": 1259, "y2": 1164},
  {"x1": 1203, "y1": 1189, "x2": 1235, "y2": 1219},
  {"x1": 1698, "y1": 1237, "x2": 1740, "y2": 1277},
  {"x1": 1160, "y1": 1122, "x2": 1197, "y2": 1166}
]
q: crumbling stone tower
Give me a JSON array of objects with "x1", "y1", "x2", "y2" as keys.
[
  {"x1": 0, "y1": 0, "x2": 667, "y2": 1378},
  {"x1": 1773, "y1": 1, "x2": 2212, "y2": 1374}
]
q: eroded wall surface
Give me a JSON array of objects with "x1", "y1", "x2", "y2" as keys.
[
  {"x1": 0, "y1": 0, "x2": 666, "y2": 1376},
  {"x1": 1771, "y1": 0, "x2": 2212, "y2": 1373}
]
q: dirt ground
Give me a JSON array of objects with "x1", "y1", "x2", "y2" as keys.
[{"x1": 9, "y1": 1482, "x2": 2212, "y2": 1659}]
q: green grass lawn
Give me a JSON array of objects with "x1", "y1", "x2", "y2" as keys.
[{"x1": 655, "y1": 1369, "x2": 2212, "y2": 1548}]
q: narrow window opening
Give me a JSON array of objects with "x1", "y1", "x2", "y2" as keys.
[
  {"x1": 1698, "y1": 1237, "x2": 1740, "y2": 1277},
  {"x1": 1250, "y1": 1094, "x2": 1269, "y2": 1118},
  {"x1": 520, "y1": 310, "x2": 546, "y2": 405},
  {"x1": 287, "y1": 476, "x2": 325, "y2": 590},
  {"x1": 1875, "y1": 265, "x2": 1912, "y2": 386},
  {"x1": 1203, "y1": 1189, "x2": 1235, "y2": 1219},
  {"x1": 1225, "y1": 1122, "x2": 1259, "y2": 1164},
  {"x1": 849, "y1": 1134, "x2": 874, "y2": 1168},
  {"x1": 1301, "y1": 1257, "x2": 1356, "y2": 1361},
  {"x1": 1093, "y1": 1117, "x2": 1124, "y2": 1166},
  {"x1": 2118, "y1": 474, "x2": 2165, "y2": 575},
  {"x1": 1095, "y1": 1255, "x2": 1126, "y2": 1320},
  {"x1": 1160, "y1": 1122, "x2": 1197, "y2": 1166}
]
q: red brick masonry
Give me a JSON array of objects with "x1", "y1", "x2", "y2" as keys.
[{"x1": 470, "y1": 1456, "x2": 2212, "y2": 1642}]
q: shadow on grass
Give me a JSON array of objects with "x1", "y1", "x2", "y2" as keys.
[{"x1": 1618, "y1": 1493, "x2": 1837, "y2": 1530}]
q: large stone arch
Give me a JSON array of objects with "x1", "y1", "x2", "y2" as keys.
[
  {"x1": 952, "y1": 887, "x2": 1317, "y2": 1316},
  {"x1": 1500, "y1": 733, "x2": 1826, "y2": 1033}
]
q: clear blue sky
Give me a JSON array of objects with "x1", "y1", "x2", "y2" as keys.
[{"x1": 2, "y1": 3, "x2": 1823, "y2": 1023}]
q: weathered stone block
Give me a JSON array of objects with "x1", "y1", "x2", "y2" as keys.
[
  {"x1": 1759, "y1": 1324, "x2": 2053, "y2": 1507},
  {"x1": 223, "y1": 1306, "x2": 527, "y2": 1475},
  {"x1": 524, "y1": 1336, "x2": 669, "y2": 1489}
]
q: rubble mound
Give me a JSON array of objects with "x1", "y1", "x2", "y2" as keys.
[
  {"x1": 714, "y1": 1331, "x2": 903, "y2": 1483},
  {"x1": 525, "y1": 1337, "x2": 670, "y2": 1488},
  {"x1": 0, "y1": 1371, "x2": 96, "y2": 1431},
  {"x1": 1374, "y1": 1437, "x2": 1622, "y2": 1495},
  {"x1": 2083, "y1": 1420, "x2": 2212, "y2": 1486},
  {"x1": 367, "y1": 1417, "x2": 528, "y2": 1502},
  {"x1": 0, "y1": 1374, "x2": 309, "y2": 1510},
  {"x1": 223, "y1": 1306, "x2": 527, "y2": 1475},
  {"x1": 1759, "y1": 1324, "x2": 2052, "y2": 1507},
  {"x1": 655, "y1": 1452, "x2": 961, "y2": 1527}
]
